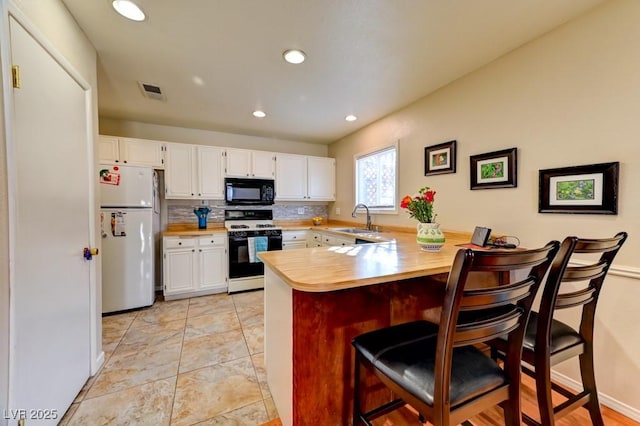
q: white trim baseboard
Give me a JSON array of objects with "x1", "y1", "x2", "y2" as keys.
[{"x1": 550, "y1": 370, "x2": 640, "y2": 422}]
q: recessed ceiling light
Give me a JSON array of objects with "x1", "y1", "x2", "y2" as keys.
[
  {"x1": 253, "y1": 110, "x2": 267, "y2": 118},
  {"x1": 112, "y1": 0, "x2": 146, "y2": 21},
  {"x1": 345, "y1": 115, "x2": 357, "y2": 122},
  {"x1": 283, "y1": 49, "x2": 306, "y2": 64}
]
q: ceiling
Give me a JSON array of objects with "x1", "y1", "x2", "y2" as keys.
[{"x1": 61, "y1": 0, "x2": 605, "y2": 144}]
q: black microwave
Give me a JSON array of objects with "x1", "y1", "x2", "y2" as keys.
[{"x1": 225, "y1": 178, "x2": 275, "y2": 205}]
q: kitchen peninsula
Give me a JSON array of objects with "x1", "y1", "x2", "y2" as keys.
[{"x1": 259, "y1": 229, "x2": 471, "y2": 426}]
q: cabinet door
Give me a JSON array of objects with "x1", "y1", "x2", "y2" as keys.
[
  {"x1": 164, "y1": 248, "x2": 196, "y2": 295},
  {"x1": 199, "y1": 245, "x2": 227, "y2": 290},
  {"x1": 283, "y1": 241, "x2": 307, "y2": 250},
  {"x1": 197, "y1": 146, "x2": 224, "y2": 199},
  {"x1": 165, "y1": 143, "x2": 195, "y2": 198},
  {"x1": 251, "y1": 151, "x2": 275, "y2": 179},
  {"x1": 275, "y1": 153, "x2": 308, "y2": 200},
  {"x1": 98, "y1": 135, "x2": 120, "y2": 164},
  {"x1": 120, "y1": 137, "x2": 165, "y2": 168},
  {"x1": 307, "y1": 156, "x2": 335, "y2": 201},
  {"x1": 308, "y1": 231, "x2": 323, "y2": 247},
  {"x1": 225, "y1": 148, "x2": 252, "y2": 177}
]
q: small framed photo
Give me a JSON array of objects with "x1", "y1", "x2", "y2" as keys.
[
  {"x1": 424, "y1": 140, "x2": 456, "y2": 175},
  {"x1": 538, "y1": 162, "x2": 619, "y2": 214},
  {"x1": 470, "y1": 147, "x2": 517, "y2": 190}
]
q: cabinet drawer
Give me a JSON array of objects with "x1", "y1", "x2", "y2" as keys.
[
  {"x1": 283, "y1": 230, "x2": 307, "y2": 241},
  {"x1": 199, "y1": 234, "x2": 226, "y2": 247},
  {"x1": 164, "y1": 237, "x2": 196, "y2": 249},
  {"x1": 283, "y1": 240, "x2": 307, "y2": 250}
]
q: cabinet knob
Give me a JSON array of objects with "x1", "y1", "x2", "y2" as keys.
[{"x1": 178, "y1": 242, "x2": 182, "y2": 245}]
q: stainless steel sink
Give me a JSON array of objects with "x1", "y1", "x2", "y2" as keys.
[{"x1": 329, "y1": 227, "x2": 383, "y2": 234}]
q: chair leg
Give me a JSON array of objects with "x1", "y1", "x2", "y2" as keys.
[
  {"x1": 534, "y1": 360, "x2": 556, "y2": 426},
  {"x1": 579, "y1": 350, "x2": 604, "y2": 426},
  {"x1": 502, "y1": 362, "x2": 523, "y2": 426},
  {"x1": 353, "y1": 354, "x2": 364, "y2": 426}
]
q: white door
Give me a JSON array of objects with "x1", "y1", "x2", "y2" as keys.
[{"x1": 10, "y1": 16, "x2": 93, "y2": 424}]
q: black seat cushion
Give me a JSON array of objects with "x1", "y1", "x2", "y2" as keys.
[
  {"x1": 352, "y1": 320, "x2": 507, "y2": 407},
  {"x1": 522, "y1": 311, "x2": 584, "y2": 355}
]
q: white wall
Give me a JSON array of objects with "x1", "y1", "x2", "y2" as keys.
[
  {"x1": 0, "y1": 0, "x2": 99, "y2": 421},
  {"x1": 329, "y1": 0, "x2": 640, "y2": 418},
  {"x1": 100, "y1": 118, "x2": 329, "y2": 157}
]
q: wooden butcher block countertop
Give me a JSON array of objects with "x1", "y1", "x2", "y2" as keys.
[{"x1": 259, "y1": 229, "x2": 472, "y2": 293}]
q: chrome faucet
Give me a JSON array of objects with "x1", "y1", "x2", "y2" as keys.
[{"x1": 352, "y1": 203, "x2": 371, "y2": 230}]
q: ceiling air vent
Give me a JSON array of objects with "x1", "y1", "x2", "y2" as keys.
[{"x1": 137, "y1": 81, "x2": 166, "y2": 101}]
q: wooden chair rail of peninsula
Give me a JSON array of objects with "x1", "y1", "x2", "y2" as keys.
[
  {"x1": 490, "y1": 231, "x2": 627, "y2": 426},
  {"x1": 351, "y1": 241, "x2": 560, "y2": 426}
]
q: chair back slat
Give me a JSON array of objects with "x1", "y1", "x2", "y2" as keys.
[
  {"x1": 454, "y1": 306, "x2": 522, "y2": 346},
  {"x1": 555, "y1": 287, "x2": 596, "y2": 309},
  {"x1": 562, "y1": 262, "x2": 607, "y2": 282},
  {"x1": 461, "y1": 277, "x2": 537, "y2": 310}
]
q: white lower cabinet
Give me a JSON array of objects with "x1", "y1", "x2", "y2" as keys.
[
  {"x1": 282, "y1": 230, "x2": 308, "y2": 250},
  {"x1": 308, "y1": 231, "x2": 324, "y2": 247},
  {"x1": 163, "y1": 234, "x2": 227, "y2": 300},
  {"x1": 307, "y1": 230, "x2": 354, "y2": 247}
]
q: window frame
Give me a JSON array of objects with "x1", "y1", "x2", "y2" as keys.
[{"x1": 353, "y1": 142, "x2": 399, "y2": 215}]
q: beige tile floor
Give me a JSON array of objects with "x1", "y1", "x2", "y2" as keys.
[{"x1": 60, "y1": 290, "x2": 278, "y2": 426}]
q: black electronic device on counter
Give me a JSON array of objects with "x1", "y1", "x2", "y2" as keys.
[{"x1": 471, "y1": 226, "x2": 492, "y2": 247}]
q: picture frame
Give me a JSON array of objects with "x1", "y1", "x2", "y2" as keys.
[
  {"x1": 424, "y1": 140, "x2": 456, "y2": 175},
  {"x1": 538, "y1": 162, "x2": 619, "y2": 214},
  {"x1": 470, "y1": 147, "x2": 517, "y2": 190}
]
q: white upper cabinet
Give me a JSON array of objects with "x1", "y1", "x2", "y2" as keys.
[
  {"x1": 98, "y1": 135, "x2": 165, "y2": 168},
  {"x1": 307, "y1": 156, "x2": 336, "y2": 201},
  {"x1": 198, "y1": 146, "x2": 225, "y2": 199},
  {"x1": 275, "y1": 154, "x2": 335, "y2": 201},
  {"x1": 165, "y1": 143, "x2": 224, "y2": 199},
  {"x1": 225, "y1": 148, "x2": 275, "y2": 179},
  {"x1": 275, "y1": 153, "x2": 307, "y2": 200}
]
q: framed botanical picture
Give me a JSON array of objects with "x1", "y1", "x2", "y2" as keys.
[
  {"x1": 469, "y1": 147, "x2": 517, "y2": 190},
  {"x1": 538, "y1": 162, "x2": 619, "y2": 214},
  {"x1": 424, "y1": 140, "x2": 456, "y2": 175}
]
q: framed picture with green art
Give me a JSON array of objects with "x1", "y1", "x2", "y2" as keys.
[
  {"x1": 538, "y1": 162, "x2": 619, "y2": 214},
  {"x1": 469, "y1": 147, "x2": 517, "y2": 190},
  {"x1": 424, "y1": 140, "x2": 456, "y2": 175}
]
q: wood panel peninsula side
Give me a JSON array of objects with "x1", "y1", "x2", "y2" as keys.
[{"x1": 258, "y1": 230, "x2": 471, "y2": 426}]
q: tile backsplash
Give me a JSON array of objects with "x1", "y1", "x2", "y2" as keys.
[{"x1": 166, "y1": 199, "x2": 328, "y2": 224}]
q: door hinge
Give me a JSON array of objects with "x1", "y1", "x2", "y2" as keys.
[{"x1": 12, "y1": 65, "x2": 21, "y2": 89}]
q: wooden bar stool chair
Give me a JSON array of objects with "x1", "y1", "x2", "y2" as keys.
[
  {"x1": 491, "y1": 232, "x2": 627, "y2": 426},
  {"x1": 351, "y1": 242, "x2": 559, "y2": 426}
]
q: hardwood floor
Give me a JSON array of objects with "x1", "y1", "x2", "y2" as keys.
[{"x1": 261, "y1": 373, "x2": 639, "y2": 425}]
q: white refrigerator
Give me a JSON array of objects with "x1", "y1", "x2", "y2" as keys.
[{"x1": 99, "y1": 164, "x2": 159, "y2": 313}]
